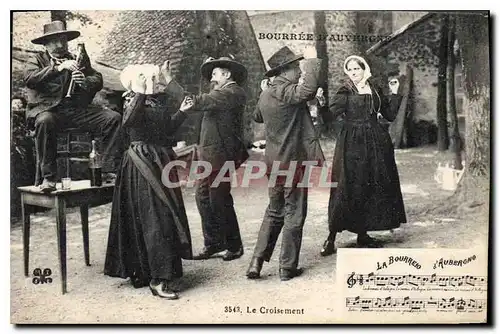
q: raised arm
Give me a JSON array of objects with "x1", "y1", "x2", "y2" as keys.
[
  {"x1": 123, "y1": 93, "x2": 187, "y2": 132},
  {"x1": 190, "y1": 85, "x2": 246, "y2": 111},
  {"x1": 378, "y1": 86, "x2": 402, "y2": 122},
  {"x1": 122, "y1": 93, "x2": 146, "y2": 128},
  {"x1": 275, "y1": 59, "x2": 322, "y2": 105},
  {"x1": 163, "y1": 79, "x2": 188, "y2": 108}
]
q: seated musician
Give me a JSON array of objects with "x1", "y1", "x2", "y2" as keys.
[{"x1": 24, "y1": 21, "x2": 122, "y2": 192}]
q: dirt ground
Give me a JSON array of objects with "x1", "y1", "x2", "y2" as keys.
[{"x1": 10, "y1": 143, "x2": 489, "y2": 324}]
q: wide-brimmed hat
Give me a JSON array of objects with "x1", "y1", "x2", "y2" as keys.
[
  {"x1": 31, "y1": 21, "x2": 80, "y2": 45},
  {"x1": 265, "y1": 46, "x2": 304, "y2": 77},
  {"x1": 201, "y1": 56, "x2": 247, "y2": 85}
]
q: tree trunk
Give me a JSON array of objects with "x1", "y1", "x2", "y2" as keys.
[
  {"x1": 50, "y1": 10, "x2": 67, "y2": 25},
  {"x1": 389, "y1": 66, "x2": 413, "y2": 148},
  {"x1": 455, "y1": 12, "x2": 490, "y2": 203},
  {"x1": 314, "y1": 11, "x2": 329, "y2": 135},
  {"x1": 436, "y1": 15, "x2": 450, "y2": 151},
  {"x1": 446, "y1": 15, "x2": 463, "y2": 170}
]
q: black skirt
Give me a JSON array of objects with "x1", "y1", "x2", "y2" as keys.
[
  {"x1": 328, "y1": 119, "x2": 407, "y2": 233},
  {"x1": 104, "y1": 143, "x2": 192, "y2": 286}
]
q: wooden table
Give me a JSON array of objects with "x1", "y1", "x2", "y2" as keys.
[{"x1": 18, "y1": 180, "x2": 115, "y2": 294}]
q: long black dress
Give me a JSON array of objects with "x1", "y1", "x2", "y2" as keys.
[
  {"x1": 327, "y1": 81, "x2": 407, "y2": 234},
  {"x1": 104, "y1": 92, "x2": 193, "y2": 287}
]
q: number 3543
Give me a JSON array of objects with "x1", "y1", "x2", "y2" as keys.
[{"x1": 224, "y1": 306, "x2": 241, "y2": 313}]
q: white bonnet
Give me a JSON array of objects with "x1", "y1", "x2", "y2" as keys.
[{"x1": 120, "y1": 64, "x2": 160, "y2": 93}]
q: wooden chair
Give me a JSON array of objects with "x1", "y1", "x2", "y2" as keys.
[{"x1": 34, "y1": 128, "x2": 92, "y2": 186}]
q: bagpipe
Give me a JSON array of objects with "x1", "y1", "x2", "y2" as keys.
[{"x1": 65, "y1": 43, "x2": 88, "y2": 98}]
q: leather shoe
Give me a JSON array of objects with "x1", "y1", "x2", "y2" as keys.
[
  {"x1": 149, "y1": 281, "x2": 178, "y2": 300},
  {"x1": 222, "y1": 246, "x2": 244, "y2": 261},
  {"x1": 246, "y1": 257, "x2": 264, "y2": 279},
  {"x1": 279, "y1": 268, "x2": 304, "y2": 281},
  {"x1": 320, "y1": 239, "x2": 336, "y2": 257},
  {"x1": 357, "y1": 234, "x2": 382, "y2": 248},
  {"x1": 192, "y1": 245, "x2": 226, "y2": 260},
  {"x1": 39, "y1": 178, "x2": 56, "y2": 193},
  {"x1": 131, "y1": 275, "x2": 149, "y2": 289}
]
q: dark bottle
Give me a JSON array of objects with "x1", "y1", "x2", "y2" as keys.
[{"x1": 89, "y1": 140, "x2": 102, "y2": 187}]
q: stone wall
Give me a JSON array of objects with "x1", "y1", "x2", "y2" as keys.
[
  {"x1": 324, "y1": 11, "x2": 371, "y2": 94},
  {"x1": 249, "y1": 11, "x2": 316, "y2": 66},
  {"x1": 250, "y1": 11, "x2": 373, "y2": 91},
  {"x1": 383, "y1": 13, "x2": 463, "y2": 123},
  {"x1": 12, "y1": 10, "x2": 266, "y2": 145},
  {"x1": 390, "y1": 12, "x2": 440, "y2": 123},
  {"x1": 248, "y1": 11, "x2": 461, "y2": 126}
]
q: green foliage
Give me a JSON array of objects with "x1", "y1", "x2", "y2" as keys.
[
  {"x1": 199, "y1": 11, "x2": 238, "y2": 57},
  {"x1": 65, "y1": 11, "x2": 95, "y2": 27},
  {"x1": 50, "y1": 10, "x2": 96, "y2": 27}
]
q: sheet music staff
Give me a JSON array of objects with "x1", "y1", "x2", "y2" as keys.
[
  {"x1": 345, "y1": 296, "x2": 486, "y2": 311},
  {"x1": 346, "y1": 272, "x2": 487, "y2": 288}
]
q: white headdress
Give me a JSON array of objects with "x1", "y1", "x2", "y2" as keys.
[
  {"x1": 120, "y1": 64, "x2": 160, "y2": 95},
  {"x1": 343, "y1": 55, "x2": 372, "y2": 92}
]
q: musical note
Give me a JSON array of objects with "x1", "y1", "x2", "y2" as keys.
[
  {"x1": 345, "y1": 272, "x2": 487, "y2": 289},
  {"x1": 345, "y1": 296, "x2": 486, "y2": 311}
]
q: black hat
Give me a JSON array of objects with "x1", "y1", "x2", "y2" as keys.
[
  {"x1": 265, "y1": 46, "x2": 304, "y2": 77},
  {"x1": 200, "y1": 56, "x2": 248, "y2": 85},
  {"x1": 31, "y1": 21, "x2": 80, "y2": 45}
]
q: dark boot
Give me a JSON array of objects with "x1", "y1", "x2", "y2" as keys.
[
  {"x1": 246, "y1": 257, "x2": 264, "y2": 279},
  {"x1": 192, "y1": 245, "x2": 226, "y2": 260},
  {"x1": 357, "y1": 232, "x2": 381, "y2": 248},
  {"x1": 223, "y1": 246, "x2": 244, "y2": 261},
  {"x1": 279, "y1": 268, "x2": 304, "y2": 281},
  {"x1": 320, "y1": 233, "x2": 337, "y2": 256}
]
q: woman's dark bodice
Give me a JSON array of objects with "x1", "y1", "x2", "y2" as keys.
[
  {"x1": 123, "y1": 93, "x2": 186, "y2": 147},
  {"x1": 326, "y1": 82, "x2": 402, "y2": 124},
  {"x1": 343, "y1": 94, "x2": 380, "y2": 122}
]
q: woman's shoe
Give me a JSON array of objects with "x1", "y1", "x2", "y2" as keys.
[
  {"x1": 131, "y1": 275, "x2": 149, "y2": 288},
  {"x1": 149, "y1": 281, "x2": 179, "y2": 300},
  {"x1": 357, "y1": 234, "x2": 381, "y2": 248},
  {"x1": 320, "y1": 239, "x2": 336, "y2": 256}
]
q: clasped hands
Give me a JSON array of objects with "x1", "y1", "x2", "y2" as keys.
[
  {"x1": 57, "y1": 59, "x2": 85, "y2": 85},
  {"x1": 158, "y1": 60, "x2": 194, "y2": 112}
]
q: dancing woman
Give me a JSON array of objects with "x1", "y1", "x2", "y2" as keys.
[
  {"x1": 320, "y1": 55, "x2": 407, "y2": 256},
  {"x1": 104, "y1": 64, "x2": 193, "y2": 299}
]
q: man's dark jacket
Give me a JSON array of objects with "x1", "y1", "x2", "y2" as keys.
[
  {"x1": 23, "y1": 50, "x2": 103, "y2": 125},
  {"x1": 167, "y1": 80, "x2": 249, "y2": 171},
  {"x1": 254, "y1": 58, "x2": 325, "y2": 169}
]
